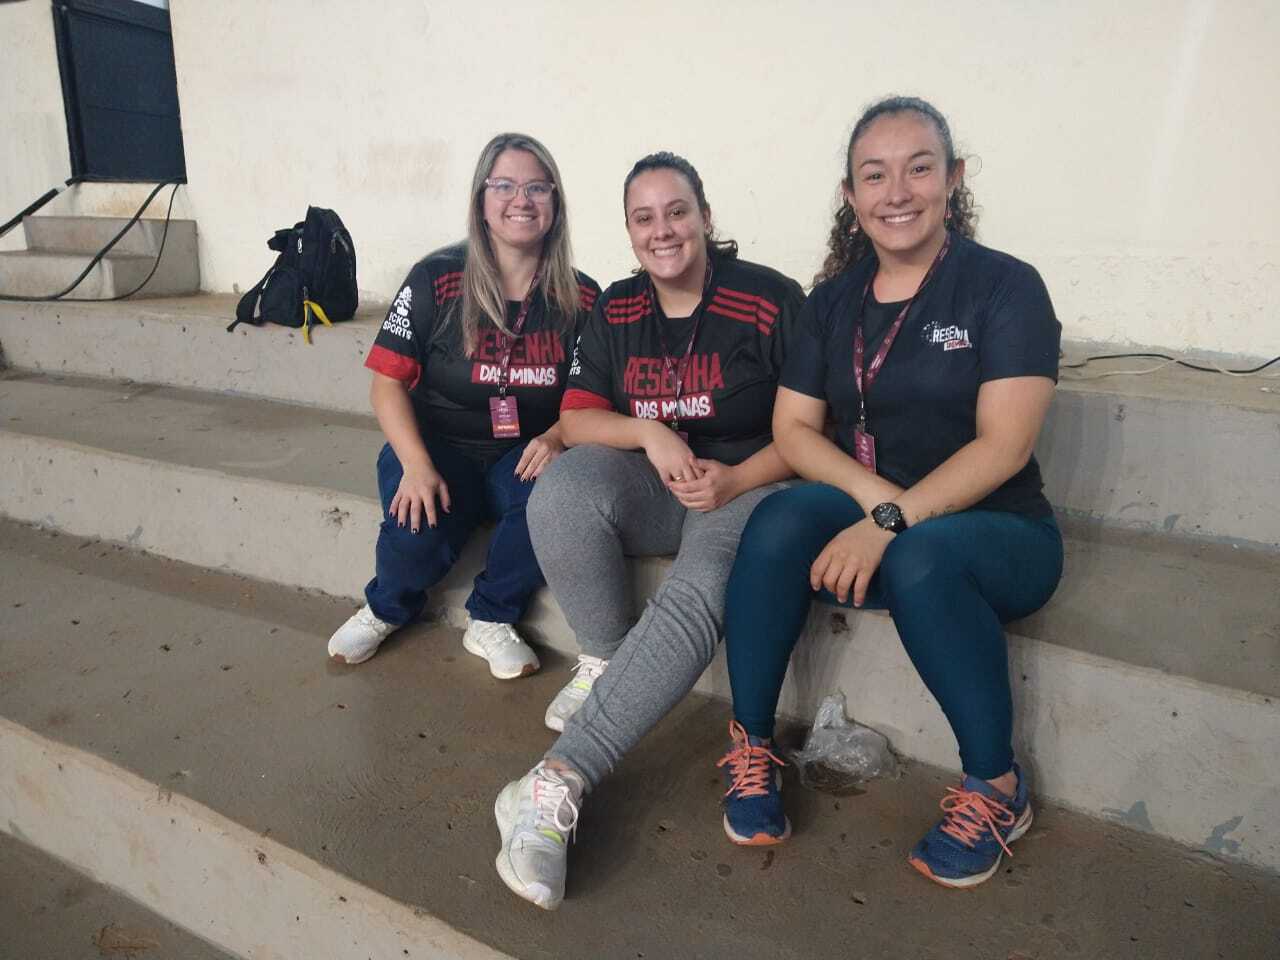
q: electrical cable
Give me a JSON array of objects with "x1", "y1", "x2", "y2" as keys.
[
  {"x1": 0, "y1": 180, "x2": 182, "y2": 303},
  {"x1": 1061, "y1": 351, "x2": 1280, "y2": 379}
]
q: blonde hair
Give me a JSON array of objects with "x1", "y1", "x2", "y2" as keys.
[{"x1": 455, "y1": 132, "x2": 579, "y2": 355}]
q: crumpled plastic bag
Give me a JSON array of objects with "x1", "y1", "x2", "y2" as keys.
[{"x1": 788, "y1": 693, "x2": 899, "y2": 794}]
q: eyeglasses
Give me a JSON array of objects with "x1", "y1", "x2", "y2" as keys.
[{"x1": 484, "y1": 178, "x2": 556, "y2": 203}]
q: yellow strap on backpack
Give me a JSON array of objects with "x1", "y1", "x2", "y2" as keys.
[{"x1": 301, "y1": 299, "x2": 334, "y2": 345}]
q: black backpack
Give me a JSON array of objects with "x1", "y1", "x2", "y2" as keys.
[{"x1": 228, "y1": 206, "x2": 357, "y2": 342}]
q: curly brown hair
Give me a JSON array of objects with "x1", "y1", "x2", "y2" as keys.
[{"x1": 814, "y1": 96, "x2": 978, "y2": 287}]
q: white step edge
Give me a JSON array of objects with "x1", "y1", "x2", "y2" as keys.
[
  {"x1": 4, "y1": 428, "x2": 1277, "y2": 873},
  {"x1": 0, "y1": 718, "x2": 513, "y2": 960}
]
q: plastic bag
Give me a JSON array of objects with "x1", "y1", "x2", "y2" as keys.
[{"x1": 788, "y1": 693, "x2": 899, "y2": 794}]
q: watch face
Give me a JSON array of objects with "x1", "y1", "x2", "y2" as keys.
[{"x1": 873, "y1": 503, "x2": 904, "y2": 531}]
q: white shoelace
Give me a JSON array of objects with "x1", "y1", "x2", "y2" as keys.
[
  {"x1": 473, "y1": 622, "x2": 522, "y2": 653},
  {"x1": 570, "y1": 655, "x2": 607, "y2": 691},
  {"x1": 355, "y1": 607, "x2": 388, "y2": 630},
  {"x1": 533, "y1": 767, "x2": 580, "y2": 839}
]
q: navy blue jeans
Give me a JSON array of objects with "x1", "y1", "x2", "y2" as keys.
[
  {"x1": 364, "y1": 439, "x2": 544, "y2": 626},
  {"x1": 724, "y1": 483, "x2": 1063, "y2": 779}
]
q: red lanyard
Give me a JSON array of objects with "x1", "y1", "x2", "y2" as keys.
[
  {"x1": 496, "y1": 270, "x2": 540, "y2": 398},
  {"x1": 651, "y1": 258, "x2": 714, "y2": 431},
  {"x1": 853, "y1": 233, "x2": 951, "y2": 429}
]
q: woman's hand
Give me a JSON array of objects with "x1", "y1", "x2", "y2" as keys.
[
  {"x1": 642, "y1": 422, "x2": 703, "y2": 485},
  {"x1": 669, "y1": 459, "x2": 742, "y2": 512},
  {"x1": 810, "y1": 517, "x2": 896, "y2": 606},
  {"x1": 515, "y1": 429, "x2": 565, "y2": 482},
  {"x1": 389, "y1": 462, "x2": 451, "y2": 532}
]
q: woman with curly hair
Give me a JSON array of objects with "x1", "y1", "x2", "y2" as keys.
[{"x1": 716, "y1": 96, "x2": 1064, "y2": 889}]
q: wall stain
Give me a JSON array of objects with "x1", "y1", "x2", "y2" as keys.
[
  {"x1": 1101, "y1": 800, "x2": 1154, "y2": 832},
  {"x1": 1202, "y1": 815, "x2": 1243, "y2": 856}
]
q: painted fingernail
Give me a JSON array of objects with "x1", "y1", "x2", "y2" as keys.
[{"x1": 411, "y1": 527, "x2": 419, "y2": 534}]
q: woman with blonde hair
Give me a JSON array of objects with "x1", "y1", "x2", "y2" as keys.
[{"x1": 327, "y1": 132, "x2": 599, "y2": 675}]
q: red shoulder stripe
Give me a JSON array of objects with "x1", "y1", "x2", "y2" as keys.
[
  {"x1": 714, "y1": 286, "x2": 780, "y2": 317},
  {"x1": 365, "y1": 344, "x2": 422, "y2": 390},
  {"x1": 433, "y1": 271, "x2": 463, "y2": 289},
  {"x1": 561, "y1": 388, "x2": 614, "y2": 412},
  {"x1": 434, "y1": 280, "x2": 462, "y2": 305}
]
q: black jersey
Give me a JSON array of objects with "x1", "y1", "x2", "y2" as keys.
[
  {"x1": 781, "y1": 233, "x2": 1060, "y2": 518},
  {"x1": 365, "y1": 244, "x2": 600, "y2": 459},
  {"x1": 561, "y1": 256, "x2": 805, "y2": 466}
]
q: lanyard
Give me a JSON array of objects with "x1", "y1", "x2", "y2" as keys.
[
  {"x1": 853, "y1": 232, "x2": 952, "y2": 429},
  {"x1": 651, "y1": 257, "x2": 714, "y2": 431},
  {"x1": 496, "y1": 269, "x2": 540, "y2": 398}
]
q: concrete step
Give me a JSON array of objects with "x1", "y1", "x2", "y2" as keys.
[
  {"x1": 0, "y1": 247, "x2": 200, "y2": 300},
  {"x1": 0, "y1": 832, "x2": 236, "y2": 960},
  {"x1": 1, "y1": 296, "x2": 1276, "y2": 544},
  {"x1": 1, "y1": 370, "x2": 1277, "y2": 872},
  {"x1": 2, "y1": 520, "x2": 1277, "y2": 959},
  {"x1": 23, "y1": 214, "x2": 198, "y2": 258}
]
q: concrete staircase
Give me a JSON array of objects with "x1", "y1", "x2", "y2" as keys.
[
  {"x1": 0, "y1": 215, "x2": 200, "y2": 300},
  {"x1": 1, "y1": 295, "x2": 1278, "y2": 957}
]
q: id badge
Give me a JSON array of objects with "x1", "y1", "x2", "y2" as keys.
[
  {"x1": 853, "y1": 427, "x2": 877, "y2": 473},
  {"x1": 489, "y1": 395, "x2": 521, "y2": 439}
]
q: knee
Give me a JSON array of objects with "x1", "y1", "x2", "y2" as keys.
[
  {"x1": 879, "y1": 527, "x2": 960, "y2": 603},
  {"x1": 529, "y1": 445, "x2": 630, "y2": 532},
  {"x1": 736, "y1": 490, "x2": 820, "y2": 566},
  {"x1": 378, "y1": 519, "x2": 456, "y2": 564}
]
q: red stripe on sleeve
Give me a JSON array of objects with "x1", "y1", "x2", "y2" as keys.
[
  {"x1": 365, "y1": 344, "x2": 422, "y2": 390},
  {"x1": 715, "y1": 286, "x2": 780, "y2": 316},
  {"x1": 560, "y1": 388, "x2": 615, "y2": 412}
]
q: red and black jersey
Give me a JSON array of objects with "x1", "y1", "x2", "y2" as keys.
[
  {"x1": 562, "y1": 256, "x2": 804, "y2": 465},
  {"x1": 365, "y1": 244, "x2": 600, "y2": 459}
]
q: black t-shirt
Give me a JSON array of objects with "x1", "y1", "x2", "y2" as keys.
[
  {"x1": 781, "y1": 233, "x2": 1061, "y2": 517},
  {"x1": 365, "y1": 245, "x2": 600, "y2": 459},
  {"x1": 562, "y1": 257, "x2": 805, "y2": 465}
]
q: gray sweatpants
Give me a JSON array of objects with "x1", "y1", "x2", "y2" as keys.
[{"x1": 526, "y1": 444, "x2": 784, "y2": 789}]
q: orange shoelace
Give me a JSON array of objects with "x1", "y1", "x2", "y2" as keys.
[
  {"x1": 717, "y1": 720, "x2": 786, "y2": 799},
  {"x1": 938, "y1": 786, "x2": 1017, "y2": 856}
]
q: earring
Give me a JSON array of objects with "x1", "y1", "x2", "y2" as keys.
[
  {"x1": 849, "y1": 215, "x2": 860, "y2": 236},
  {"x1": 944, "y1": 206, "x2": 952, "y2": 224}
]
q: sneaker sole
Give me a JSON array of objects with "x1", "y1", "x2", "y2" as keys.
[
  {"x1": 493, "y1": 783, "x2": 561, "y2": 910},
  {"x1": 326, "y1": 647, "x2": 376, "y2": 666},
  {"x1": 722, "y1": 813, "x2": 792, "y2": 846},
  {"x1": 907, "y1": 803, "x2": 1034, "y2": 889},
  {"x1": 462, "y1": 636, "x2": 540, "y2": 680}
]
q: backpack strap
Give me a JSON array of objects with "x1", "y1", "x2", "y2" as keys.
[
  {"x1": 300, "y1": 298, "x2": 334, "y2": 344},
  {"x1": 226, "y1": 265, "x2": 275, "y2": 333}
]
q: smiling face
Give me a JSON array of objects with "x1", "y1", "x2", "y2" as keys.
[
  {"x1": 482, "y1": 148, "x2": 555, "y2": 257},
  {"x1": 624, "y1": 168, "x2": 710, "y2": 287},
  {"x1": 844, "y1": 112, "x2": 963, "y2": 265}
]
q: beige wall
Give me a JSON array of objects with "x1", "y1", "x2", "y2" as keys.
[{"x1": 3, "y1": 0, "x2": 1278, "y2": 359}]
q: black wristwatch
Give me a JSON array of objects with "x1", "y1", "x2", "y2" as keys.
[{"x1": 871, "y1": 502, "x2": 908, "y2": 534}]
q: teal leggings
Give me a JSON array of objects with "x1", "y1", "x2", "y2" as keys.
[{"x1": 724, "y1": 483, "x2": 1063, "y2": 779}]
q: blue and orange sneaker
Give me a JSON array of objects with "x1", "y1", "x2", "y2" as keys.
[
  {"x1": 717, "y1": 720, "x2": 791, "y2": 845},
  {"x1": 908, "y1": 764, "x2": 1032, "y2": 888}
]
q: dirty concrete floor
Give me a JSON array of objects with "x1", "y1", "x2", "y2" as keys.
[
  {"x1": 1, "y1": 520, "x2": 1277, "y2": 960},
  {"x1": 0, "y1": 831, "x2": 235, "y2": 960}
]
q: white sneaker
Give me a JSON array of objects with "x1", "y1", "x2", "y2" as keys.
[
  {"x1": 327, "y1": 604, "x2": 398, "y2": 664},
  {"x1": 462, "y1": 618, "x2": 540, "y2": 679},
  {"x1": 544, "y1": 655, "x2": 608, "y2": 732},
  {"x1": 494, "y1": 762, "x2": 583, "y2": 910}
]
